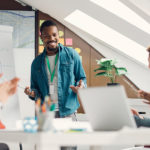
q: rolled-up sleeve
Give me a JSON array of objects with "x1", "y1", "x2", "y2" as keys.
[
  {"x1": 73, "y1": 50, "x2": 87, "y2": 87},
  {"x1": 29, "y1": 63, "x2": 41, "y2": 101}
]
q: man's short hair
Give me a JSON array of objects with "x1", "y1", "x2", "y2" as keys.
[
  {"x1": 40, "y1": 20, "x2": 57, "y2": 33},
  {"x1": 147, "y1": 46, "x2": 150, "y2": 52}
]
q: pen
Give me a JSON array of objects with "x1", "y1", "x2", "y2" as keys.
[
  {"x1": 35, "y1": 98, "x2": 41, "y2": 116},
  {"x1": 36, "y1": 98, "x2": 41, "y2": 106},
  {"x1": 41, "y1": 103, "x2": 46, "y2": 113},
  {"x1": 50, "y1": 103, "x2": 56, "y2": 111},
  {"x1": 44, "y1": 96, "x2": 51, "y2": 112},
  {"x1": 138, "y1": 112, "x2": 146, "y2": 114}
]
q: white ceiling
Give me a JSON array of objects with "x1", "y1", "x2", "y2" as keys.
[
  {"x1": 21, "y1": 0, "x2": 150, "y2": 46},
  {"x1": 128, "y1": 0, "x2": 150, "y2": 16}
]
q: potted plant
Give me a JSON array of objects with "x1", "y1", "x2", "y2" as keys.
[{"x1": 94, "y1": 58, "x2": 127, "y2": 85}]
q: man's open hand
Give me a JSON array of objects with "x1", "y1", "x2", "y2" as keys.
[{"x1": 70, "y1": 80, "x2": 84, "y2": 93}]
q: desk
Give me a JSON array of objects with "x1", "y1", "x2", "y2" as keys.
[{"x1": 1, "y1": 128, "x2": 150, "y2": 150}]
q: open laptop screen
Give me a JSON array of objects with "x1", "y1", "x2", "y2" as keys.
[{"x1": 78, "y1": 86, "x2": 136, "y2": 131}]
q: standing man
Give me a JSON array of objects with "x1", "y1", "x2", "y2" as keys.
[{"x1": 24, "y1": 20, "x2": 86, "y2": 118}]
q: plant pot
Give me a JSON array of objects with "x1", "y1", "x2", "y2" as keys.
[{"x1": 107, "y1": 83, "x2": 120, "y2": 86}]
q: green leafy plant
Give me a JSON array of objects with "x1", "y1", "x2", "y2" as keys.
[{"x1": 94, "y1": 58, "x2": 127, "y2": 84}]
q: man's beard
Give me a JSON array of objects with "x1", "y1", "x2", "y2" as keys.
[
  {"x1": 47, "y1": 47, "x2": 58, "y2": 52},
  {"x1": 46, "y1": 41, "x2": 58, "y2": 52}
]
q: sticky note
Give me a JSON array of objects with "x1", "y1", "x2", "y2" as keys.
[
  {"x1": 59, "y1": 31, "x2": 64, "y2": 37},
  {"x1": 66, "y1": 38, "x2": 72, "y2": 46},
  {"x1": 39, "y1": 46, "x2": 44, "y2": 54},
  {"x1": 40, "y1": 20, "x2": 45, "y2": 26},
  {"x1": 75, "y1": 48, "x2": 81, "y2": 54},
  {"x1": 59, "y1": 38, "x2": 64, "y2": 45},
  {"x1": 39, "y1": 37, "x2": 43, "y2": 45},
  {"x1": 80, "y1": 56, "x2": 82, "y2": 62}
]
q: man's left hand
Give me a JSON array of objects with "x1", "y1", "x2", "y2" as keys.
[{"x1": 70, "y1": 80, "x2": 84, "y2": 93}]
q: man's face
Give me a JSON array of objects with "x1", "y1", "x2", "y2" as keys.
[
  {"x1": 148, "y1": 52, "x2": 150, "y2": 69},
  {"x1": 40, "y1": 26, "x2": 59, "y2": 52}
]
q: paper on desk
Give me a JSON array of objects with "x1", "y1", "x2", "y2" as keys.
[{"x1": 53, "y1": 118, "x2": 92, "y2": 132}]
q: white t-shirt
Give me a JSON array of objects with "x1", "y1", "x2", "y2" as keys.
[{"x1": 45, "y1": 54, "x2": 59, "y2": 110}]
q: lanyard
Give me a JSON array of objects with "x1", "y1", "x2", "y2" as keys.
[{"x1": 46, "y1": 53, "x2": 58, "y2": 82}]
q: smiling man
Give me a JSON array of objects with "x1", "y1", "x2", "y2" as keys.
[{"x1": 24, "y1": 20, "x2": 86, "y2": 119}]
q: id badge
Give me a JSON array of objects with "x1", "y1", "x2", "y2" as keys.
[{"x1": 50, "y1": 84, "x2": 54, "y2": 94}]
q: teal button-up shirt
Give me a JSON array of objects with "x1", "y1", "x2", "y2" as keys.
[{"x1": 30, "y1": 43, "x2": 87, "y2": 117}]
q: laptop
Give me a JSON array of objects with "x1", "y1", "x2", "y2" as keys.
[{"x1": 78, "y1": 85, "x2": 136, "y2": 131}]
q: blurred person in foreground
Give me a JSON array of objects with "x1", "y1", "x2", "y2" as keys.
[
  {"x1": 134, "y1": 46, "x2": 150, "y2": 127},
  {"x1": 0, "y1": 73, "x2": 19, "y2": 150}
]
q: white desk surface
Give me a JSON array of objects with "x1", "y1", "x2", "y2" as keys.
[
  {"x1": 1, "y1": 128, "x2": 150, "y2": 146},
  {"x1": 1, "y1": 118, "x2": 150, "y2": 150}
]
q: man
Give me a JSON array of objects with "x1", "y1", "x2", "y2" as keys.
[
  {"x1": 0, "y1": 73, "x2": 19, "y2": 150},
  {"x1": 24, "y1": 20, "x2": 86, "y2": 118}
]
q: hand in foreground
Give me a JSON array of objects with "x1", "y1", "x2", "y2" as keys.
[
  {"x1": 138, "y1": 90, "x2": 150, "y2": 101},
  {"x1": 131, "y1": 108, "x2": 144, "y2": 119},
  {"x1": 70, "y1": 80, "x2": 84, "y2": 93},
  {"x1": 24, "y1": 87, "x2": 35, "y2": 97},
  {"x1": 0, "y1": 74, "x2": 20, "y2": 103}
]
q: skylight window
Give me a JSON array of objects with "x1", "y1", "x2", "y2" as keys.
[
  {"x1": 64, "y1": 10, "x2": 147, "y2": 65},
  {"x1": 90, "y1": 0, "x2": 150, "y2": 34}
]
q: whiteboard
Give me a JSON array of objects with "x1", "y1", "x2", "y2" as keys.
[
  {"x1": 0, "y1": 25, "x2": 20, "y2": 129},
  {"x1": 13, "y1": 48, "x2": 35, "y2": 119}
]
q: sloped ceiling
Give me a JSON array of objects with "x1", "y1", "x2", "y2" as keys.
[
  {"x1": 21, "y1": 0, "x2": 150, "y2": 47},
  {"x1": 121, "y1": 0, "x2": 150, "y2": 24},
  {"x1": 128, "y1": 0, "x2": 150, "y2": 17}
]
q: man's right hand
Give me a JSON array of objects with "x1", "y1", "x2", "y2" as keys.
[{"x1": 24, "y1": 87, "x2": 35, "y2": 98}]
